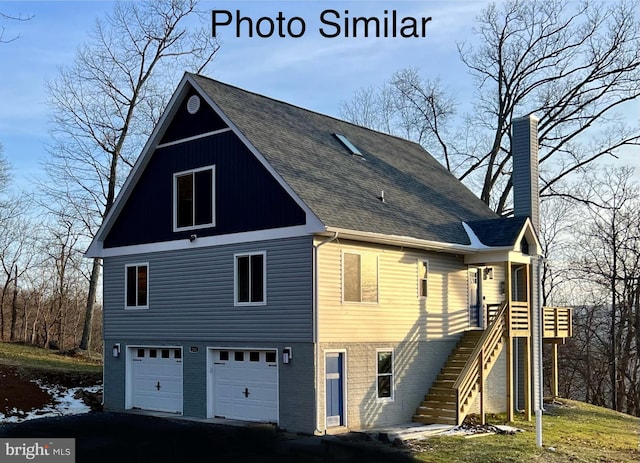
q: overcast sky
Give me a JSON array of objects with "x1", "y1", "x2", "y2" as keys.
[{"x1": 0, "y1": 0, "x2": 637, "y2": 191}]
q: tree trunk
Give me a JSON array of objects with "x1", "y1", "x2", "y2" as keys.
[
  {"x1": 79, "y1": 257, "x2": 101, "y2": 351},
  {"x1": 0, "y1": 268, "x2": 13, "y2": 340},
  {"x1": 610, "y1": 221, "x2": 618, "y2": 411},
  {"x1": 21, "y1": 297, "x2": 28, "y2": 343},
  {"x1": 30, "y1": 301, "x2": 40, "y2": 345},
  {"x1": 9, "y1": 265, "x2": 18, "y2": 341}
]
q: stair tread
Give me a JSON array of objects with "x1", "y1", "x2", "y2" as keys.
[{"x1": 413, "y1": 327, "x2": 504, "y2": 427}]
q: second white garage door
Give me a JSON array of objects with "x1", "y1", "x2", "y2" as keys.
[{"x1": 210, "y1": 349, "x2": 278, "y2": 423}]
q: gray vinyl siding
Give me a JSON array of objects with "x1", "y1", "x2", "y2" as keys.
[
  {"x1": 512, "y1": 115, "x2": 540, "y2": 231},
  {"x1": 103, "y1": 236, "x2": 313, "y2": 342},
  {"x1": 275, "y1": 342, "x2": 316, "y2": 433},
  {"x1": 104, "y1": 339, "x2": 316, "y2": 433},
  {"x1": 103, "y1": 345, "x2": 126, "y2": 411}
]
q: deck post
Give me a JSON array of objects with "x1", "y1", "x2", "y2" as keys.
[
  {"x1": 524, "y1": 335, "x2": 531, "y2": 421},
  {"x1": 505, "y1": 261, "x2": 514, "y2": 422},
  {"x1": 524, "y1": 263, "x2": 532, "y2": 421},
  {"x1": 479, "y1": 351, "x2": 485, "y2": 425},
  {"x1": 551, "y1": 342, "x2": 559, "y2": 398}
]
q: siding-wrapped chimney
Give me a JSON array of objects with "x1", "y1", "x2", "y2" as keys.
[{"x1": 512, "y1": 114, "x2": 540, "y2": 232}]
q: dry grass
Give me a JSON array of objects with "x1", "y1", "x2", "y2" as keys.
[
  {"x1": 410, "y1": 399, "x2": 639, "y2": 462},
  {"x1": 0, "y1": 341, "x2": 102, "y2": 373}
]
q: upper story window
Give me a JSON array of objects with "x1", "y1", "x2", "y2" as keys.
[
  {"x1": 343, "y1": 252, "x2": 378, "y2": 303},
  {"x1": 235, "y1": 251, "x2": 266, "y2": 306},
  {"x1": 126, "y1": 263, "x2": 148, "y2": 309},
  {"x1": 174, "y1": 165, "x2": 215, "y2": 231},
  {"x1": 418, "y1": 259, "x2": 429, "y2": 298}
]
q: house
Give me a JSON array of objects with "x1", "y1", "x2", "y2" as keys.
[{"x1": 86, "y1": 73, "x2": 572, "y2": 434}]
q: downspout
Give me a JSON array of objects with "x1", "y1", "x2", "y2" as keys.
[{"x1": 313, "y1": 231, "x2": 338, "y2": 435}]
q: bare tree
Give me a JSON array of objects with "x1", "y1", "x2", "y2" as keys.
[
  {"x1": 341, "y1": 0, "x2": 640, "y2": 213},
  {"x1": 43, "y1": 0, "x2": 220, "y2": 351},
  {"x1": 0, "y1": 11, "x2": 33, "y2": 44},
  {"x1": 571, "y1": 166, "x2": 639, "y2": 414},
  {"x1": 0, "y1": 209, "x2": 35, "y2": 341},
  {"x1": 538, "y1": 194, "x2": 576, "y2": 306},
  {"x1": 0, "y1": 152, "x2": 36, "y2": 341}
]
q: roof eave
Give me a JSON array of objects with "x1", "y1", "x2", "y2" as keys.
[{"x1": 321, "y1": 226, "x2": 503, "y2": 254}]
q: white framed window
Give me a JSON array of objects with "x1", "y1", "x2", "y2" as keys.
[
  {"x1": 173, "y1": 165, "x2": 215, "y2": 231},
  {"x1": 376, "y1": 349, "x2": 394, "y2": 401},
  {"x1": 342, "y1": 251, "x2": 378, "y2": 303},
  {"x1": 125, "y1": 263, "x2": 149, "y2": 309},
  {"x1": 234, "y1": 251, "x2": 266, "y2": 306},
  {"x1": 418, "y1": 259, "x2": 429, "y2": 298}
]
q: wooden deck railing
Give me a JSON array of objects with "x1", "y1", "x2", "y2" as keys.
[
  {"x1": 510, "y1": 301, "x2": 530, "y2": 337},
  {"x1": 543, "y1": 306, "x2": 572, "y2": 339},
  {"x1": 454, "y1": 301, "x2": 508, "y2": 425},
  {"x1": 487, "y1": 301, "x2": 530, "y2": 337}
]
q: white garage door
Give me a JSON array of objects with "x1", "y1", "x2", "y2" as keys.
[
  {"x1": 211, "y1": 349, "x2": 278, "y2": 423},
  {"x1": 130, "y1": 347, "x2": 183, "y2": 414}
]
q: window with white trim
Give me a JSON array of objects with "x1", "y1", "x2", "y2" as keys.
[
  {"x1": 235, "y1": 252, "x2": 266, "y2": 305},
  {"x1": 343, "y1": 252, "x2": 378, "y2": 303},
  {"x1": 125, "y1": 263, "x2": 148, "y2": 309},
  {"x1": 174, "y1": 165, "x2": 215, "y2": 230},
  {"x1": 418, "y1": 259, "x2": 429, "y2": 298},
  {"x1": 376, "y1": 350, "x2": 394, "y2": 400}
]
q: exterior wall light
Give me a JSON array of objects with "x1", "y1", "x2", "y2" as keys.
[{"x1": 282, "y1": 347, "x2": 292, "y2": 364}]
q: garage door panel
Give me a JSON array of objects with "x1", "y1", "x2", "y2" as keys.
[
  {"x1": 130, "y1": 347, "x2": 183, "y2": 414},
  {"x1": 211, "y1": 349, "x2": 278, "y2": 423}
]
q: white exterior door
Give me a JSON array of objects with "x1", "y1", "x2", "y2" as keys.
[
  {"x1": 130, "y1": 347, "x2": 183, "y2": 414},
  {"x1": 210, "y1": 349, "x2": 278, "y2": 423}
]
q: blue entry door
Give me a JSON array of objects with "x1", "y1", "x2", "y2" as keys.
[{"x1": 325, "y1": 352, "x2": 344, "y2": 427}]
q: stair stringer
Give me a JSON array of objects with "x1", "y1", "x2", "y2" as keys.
[{"x1": 413, "y1": 302, "x2": 509, "y2": 426}]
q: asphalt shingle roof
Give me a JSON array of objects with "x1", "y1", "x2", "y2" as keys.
[
  {"x1": 192, "y1": 74, "x2": 498, "y2": 245},
  {"x1": 466, "y1": 216, "x2": 529, "y2": 247}
]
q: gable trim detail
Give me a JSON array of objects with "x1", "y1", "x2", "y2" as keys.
[
  {"x1": 156, "y1": 127, "x2": 231, "y2": 149},
  {"x1": 90, "y1": 224, "x2": 320, "y2": 258},
  {"x1": 85, "y1": 73, "x2": 325, "y2": 258}
]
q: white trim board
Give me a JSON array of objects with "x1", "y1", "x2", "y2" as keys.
[{"x1": 94, "y1": 225, "x2": 319, "y2": 258}]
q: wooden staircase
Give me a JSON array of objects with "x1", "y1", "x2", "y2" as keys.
[{"x1": 413, "y1": 302, "x2": 508, "y2": 426}]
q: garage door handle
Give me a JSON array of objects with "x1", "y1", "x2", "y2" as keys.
[{"x1": 243, "y1": 387, "x2": 250, "y2": 398}]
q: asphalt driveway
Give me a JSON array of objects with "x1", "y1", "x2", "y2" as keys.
[{"x1": 0, "y1": 412, "x2": 416, "y2": 463}]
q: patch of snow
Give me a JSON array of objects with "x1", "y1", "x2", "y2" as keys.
[{"x1": 0, "y1": 382, "x2": 103, "y2": 424}]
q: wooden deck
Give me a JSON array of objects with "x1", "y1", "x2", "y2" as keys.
[
  {"x1": 415, "y1": 303, "x2": 573, "y2": 426},
  {"x1": 543, "y1": 306, "x2": 572, "y2": 339}
]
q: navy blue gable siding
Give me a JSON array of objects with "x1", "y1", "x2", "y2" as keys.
[
  {"x1": 160, "y1": 88, "x2": 228, "y2": 144},
  {"x1": 104, "y1": 131, "x2": 306, "y2": 248}
]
